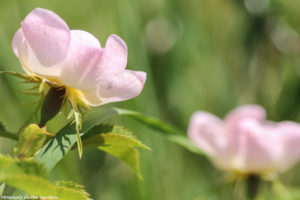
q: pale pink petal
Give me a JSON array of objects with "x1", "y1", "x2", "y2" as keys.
[
  {"x1": 225, "y1": 105, "x2": 266, "y2": 133},
  {"x1": 59, "y1": 30, "x2": 101, "y2": 89},
  {"x1": 188, "y1": 112, "x2": 227, "y2": 157},
  {"x1": 12, "y1": 29, "x2": 31, "y2": 74},
  {"x1": 80, "y1": 88, "x2": 102, "y2": 106},
  {"x1": 21, "y1": 8, "x2": 71, "y2": 77},
  {"x1": 85, "y1": 70, "x2": 146, "y2": 105},
  {"x1": 127, "y1": 70, "x2": 147, "y2": 84},
  {"x1": 189, "y1": 105, "x2": 300, "y2": 174},
  {"x1": 229, "y1": 119, "x2": 276, "y2": 173},
  {"x1": 98, "y1": 34, "x2": 128, "y2": 74},
  {"x1": 275, "y1": 122, "x2": 300, "y2": 171}
]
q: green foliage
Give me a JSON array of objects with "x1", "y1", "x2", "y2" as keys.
[
  {"x1": 35, "y1": 107, "x2": 121, "y2": 170},
  {"x1": 83, "y1": 125, "x2": 151, "y2": 179},
  {"x1": 35, "y1": 107, "x2": 200, "y2": 174},
  {"x1": 113, "y1": 108, "x2": 204, "y2": 155},
  {"x1": 100, "y1": 145, "x2": 143, "y2": 179},
  {"x1": 0, "y1": 155, "x2": 91, "y2": 200},
  {"x1": 83, "y1": 125, "x2": 151, "y2": 150},
  {"x1": 14, "y1": 124, "x2": 52, "y2": 158}
]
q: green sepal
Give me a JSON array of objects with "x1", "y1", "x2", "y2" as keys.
[
  {"x1": 0, "y1": 71, "x2": 40, "y2": 82},
  {"x1": 74, "y1": 111, "x2": 83, "y2": 158},
  {"x1": 14, "y1": 124, "x2": 53, "y2": 159}
]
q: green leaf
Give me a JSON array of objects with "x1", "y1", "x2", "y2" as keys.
[
  {"x1": 100, "y1": 145, "x2": 142, "y2": 180},
  {"x1": 54, "y1": 181, "x2": 91, "y2": 199},
  {"x1": 35, "y1": 107, "x2": 202, "y2": 172},
  {"x1": 14, "y1": 124, "x2": 52, "y2": 159},
  {"x1": 82, "y1": 126, "x2": 151, "y2": 179},
  {"x1": 113, "y1": 108, "x2": 203, "y2": 155},
  {"x1": 0, "y1": 183, "x2": 6, "y2": 195},
  {"x1": 0, "y1": 155, "x2": 48, "y2": 179},
  {"x1": 35, "y1": 107, "x2": 121, "y2": 170},
  {"x1": 0, "y1": 155, "x2": 91, "y2": 200},
  {"x1": 83, "y1": 126, "x2": 151, "y2": 150}
]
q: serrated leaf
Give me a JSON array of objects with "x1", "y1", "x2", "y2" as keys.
[
  {"x1": 35, "y1": 107, "x2": 201, "y2": 173},
  {"x1": 3, "y1": 175, "x2": 91, "y2": 200},
  {"x1": 14, "y1": 124, "x2": 52, "y2": 159},
  {"x1": 35, "y1": 107, "x2": 121, "y2": 170},
  {"x1": 83, "y1": 125, "x2": 150, "y2": 149},
  {"x1": 0, "y1": 155, "x2": 48, "y2": 178},
  {"x1": 0, "y1": 155, "x2": 91, "y2": 200},
  {"x1": 99, "y1": 145, "x2": 143, "y2": 180},
  {"x1": 82, "y1": 126, "x2": 150, "y2": 179},
  {"x1": 55, "y1": 181, "x2": 85, "y2": 190},
  {"x1": 113, "y1": 108, "x2": 204, "y2": 155},
  {"x1": 84, "y1": 132, "x2": 151, "y2": 150}
]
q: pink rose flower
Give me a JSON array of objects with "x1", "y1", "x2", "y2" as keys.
[
  {"x1": 188, "y1": 105, "x2": 300, "y2": 175},
  {"x1": 12, "y1": 8, "x2": 146, "y2": 107}
]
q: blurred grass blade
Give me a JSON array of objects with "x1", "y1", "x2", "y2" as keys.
[
  {"x1": 0, "y1": 122, "x2": 18, "y2": 141},
  {"x1": 115, "y1": 108, "x2": 185, "y2": 136}
]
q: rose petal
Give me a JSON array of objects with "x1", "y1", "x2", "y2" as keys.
[
  {"x1": 225, "y1": 105, "x2": 266, "y2": 133},
  {"x1": 227, "y1": 119, "x2": 278, "y2": 173},
  {"x1": 21, "y1": 8, "x2": 71, "y2": 77},
  {"x1": 188, "y1": 111, "x2": 227, "y2": 157},
  {"x1": 59, "y1": 30, "x2": 102, "y2": 89},
  {"x1": 12, "y1": 29, "x2": 31, "y2": 74},
  {"x1": 82, "y1": 70, "x2": 146, "y2": 106},
  {"x1": 99, "y1": 34, "x2": 128, "y2": 74},
  {"x1": 275, "y1": 122, "x2": 300, "y2": 171}
]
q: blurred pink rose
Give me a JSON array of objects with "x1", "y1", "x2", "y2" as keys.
[
  {"x1": 188, "y1": 105, "x2": 300, "y2": 175},
  {"x1": 12, "y1": 8, "x2": 146, "y2": 106}
]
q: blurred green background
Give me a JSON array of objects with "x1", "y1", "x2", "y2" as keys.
[{"x1": 1, "y1": 0, "x2": 300, "y2": 199}]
